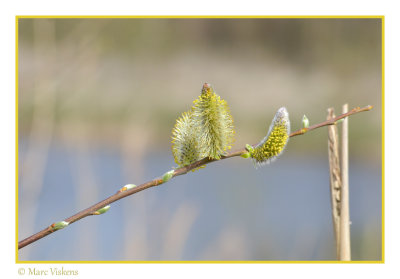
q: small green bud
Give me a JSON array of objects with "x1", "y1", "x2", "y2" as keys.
[
  {"x1": 336, "y1": 118, "x2": 344, "y2": 124},
  {"x1": 51, "y1": 221, "x2": 69, "y2": 231},
  {"x1": 302, "y1": 115, "x2": 309, "y2": 128},
  {"x1": 124, "y1": 184, "x2": 136, "y2": 190},
  {"x1": 119, "y1": 184, "x2": 136, "y2": 192},
  {"x1": 162, "y1": 170, "x2": 175, "y2": 183},
  {"x1": 93, "y1": 205, "x2": 111, "y2": 215},
  {"x1": 241, "y1": 152, "x2": 251, "y2": 158}
]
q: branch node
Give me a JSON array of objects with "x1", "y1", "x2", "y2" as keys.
[{"x1": 300, "y1": 127, "x2": 308, "y2": 134}]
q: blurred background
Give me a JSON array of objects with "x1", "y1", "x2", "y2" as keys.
[{"x1": 17, "y1": 18, "x2": 382, "y2": 261}]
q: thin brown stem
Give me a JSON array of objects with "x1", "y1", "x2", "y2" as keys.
[
  {"x1": 18, "y1": 105, "x2": 372, "y2": 250},
  {"x1": 289, "y1": 105, "x2": 372, "y2": 137}
]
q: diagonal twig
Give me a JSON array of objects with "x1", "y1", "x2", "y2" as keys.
[{"x1": 18, "y1": 105, "x2": 372, "y2": 250}]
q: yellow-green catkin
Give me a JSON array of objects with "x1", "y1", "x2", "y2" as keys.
[
  {"x1": 252, "y1": 107, "x2": 290, "y2": 166},
  {"x1": 171, "y1": 111, "x2": 201, "y2": 167},
  {"x1": 192, "y1": 83, "x2": 235, "y2": 160}
]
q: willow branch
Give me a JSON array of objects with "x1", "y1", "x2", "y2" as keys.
[{"x1": 18, "y1": 105, "x2": 372, "y2": 250}]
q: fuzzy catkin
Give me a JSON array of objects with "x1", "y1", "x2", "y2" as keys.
[
  {"x1": 171, "y1": 83, "x2": 235, "y2": 167},
  {"x1": 252, "y1": 107, "x2": 290, "y2": 166},
  {"x1": 192, "y1": 83, "x2": 235, "y2": 160},
  {"x1": 171, "y1": 111, "x2": 201, "y2": 167}
]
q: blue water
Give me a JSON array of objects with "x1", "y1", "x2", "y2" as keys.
[{"x1": 18, "y1": 141, "x2": 382, "y2": 261}]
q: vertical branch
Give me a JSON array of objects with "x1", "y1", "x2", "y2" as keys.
[
  {"x1": 327, "y1": 108, "x2": 342, "y2": 259},
  {"x1": 340, "y1": 104, "x2": 351, "y2": 260}
]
